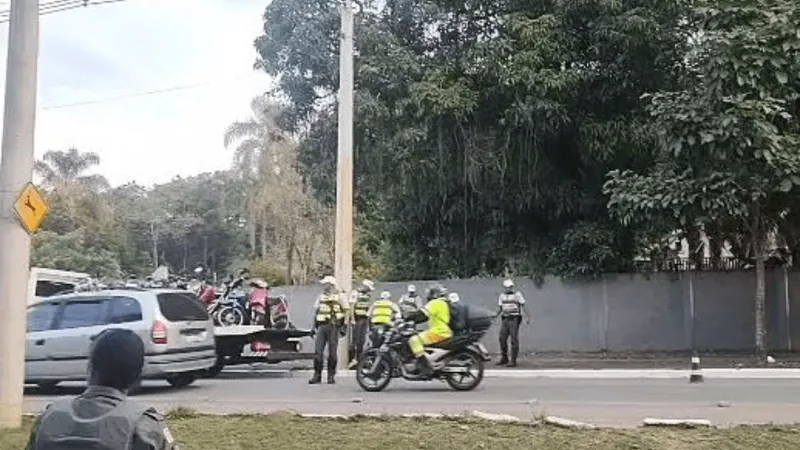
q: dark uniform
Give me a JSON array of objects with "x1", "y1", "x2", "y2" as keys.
[
  {"x1": 310, "y1": 292, "x2": 345, "y2": 384},
  {"x1": 350, "y1": 292, "x2": 372, "y2": 366},
  {"x1": 497, "y1": 290, "x2": 527, "y2": 367},
  {"x1": 26, "y1": 385, "x2": 176, "y2": 450}
]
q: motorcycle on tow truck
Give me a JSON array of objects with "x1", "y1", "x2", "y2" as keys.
[{"x1": 355, "y1": 308, "x2": 493, "y2": 392}]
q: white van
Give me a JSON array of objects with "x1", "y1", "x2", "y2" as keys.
[{"x1": 28, "y1": 267, "x2": 91, "y2": 305}]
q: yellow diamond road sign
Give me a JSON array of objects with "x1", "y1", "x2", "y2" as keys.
[{"x1": 14, "y1": 182, "x2": 48, "y2": 233}]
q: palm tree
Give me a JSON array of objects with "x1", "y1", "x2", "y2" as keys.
[
  {"x1": 35, "y1": 147, "x2": 109, "y2": 192},
  {"x1": 223, "y1": 95, "x2": 288, "y2": 178},
  {"x1": 34, "y1": 148, "x2": 111, "y2": 233},
  {"x1": 223, "y1": 96, "x2": 291, "y2": 255}
]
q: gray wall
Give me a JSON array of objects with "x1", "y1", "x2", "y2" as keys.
[{"x1": 272, "y1": 270, "x2": 800, "y2": 353}]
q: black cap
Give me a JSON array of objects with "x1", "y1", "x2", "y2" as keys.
[{"x1": 89, "y1": 328, "x2": 145, "y2": 391}]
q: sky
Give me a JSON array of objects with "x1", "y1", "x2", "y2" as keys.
[{"x1": 0, "y1": 0, "x2": 274, "y2": 187}]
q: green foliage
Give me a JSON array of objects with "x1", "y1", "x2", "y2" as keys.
[
  {"x1": 32, "y1": 231, "x2": 121, "y2": 278},
  {"x1": 248, "y1": 259, "x2": 288, "y2": 286},
  {"x1": 256, "y1": 0, "x2": 691, "y2": 278}
]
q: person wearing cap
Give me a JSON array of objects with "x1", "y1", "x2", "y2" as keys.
[
  {"x1": 25, "y1": 328, "x2": 178, "y2": 450},
  {"x1": 398, "y1": 284, "x2": 423, "y2": 316},
  {"x1": 495, "y1": 278, "x2": 530, "y2": 367},
  {"x1": 367, "y1": 290, "x2": 402, "y2": 349},
  {"x1": 309, "y1": 275, "x2": 346, "y2": 384},
  {"x1": 348, "y1": 279, "x2": 375, "y2": 369}
]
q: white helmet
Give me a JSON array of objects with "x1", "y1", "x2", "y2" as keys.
[
  {"x1": 320, "y1": 275, "x2": 337, "y2": 286},
  {"x1": 447, "y1": 292, "x2": 460, "y2": 303},
  {"x1": 380, "y1": 291, "x2": 391, "y2": 300},
  {"x1": 407, "y1": 284, "x2": 416, "y2": 293},
  {"x1": 503, "y1": 279, "x2": 514, "y2": 288},
  {"x1": 362, "y1": 279, "x2": 375, "y2": 291}
]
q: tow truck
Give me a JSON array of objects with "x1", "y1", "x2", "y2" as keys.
[{"x1": 205, "y1": 325, "x2": 314, "y2": 377}]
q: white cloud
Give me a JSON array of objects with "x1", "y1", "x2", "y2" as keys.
[{"x1": 0, "y1": 0, "x2": 274, "y2": 187}]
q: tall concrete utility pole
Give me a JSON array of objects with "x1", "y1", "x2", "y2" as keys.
[
  {"x1": 0, "y1": 0, "x2": 40, "y2": 428},
  {"x1": 334, "y1": 0, "x2": 354, "y2": 370}
]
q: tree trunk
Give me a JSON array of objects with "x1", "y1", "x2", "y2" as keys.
[
  {"x1": 248, "y1": 211, "x2": 257, "y2": 254},
  {"x1": 150, "y1": 222, "x2": 158, "y2": 269},
  {"x1": 286, "y1": 226, "x2": 296, "y2": 285},
  {"x1": 752, "y1": 213, "x2": 767, "y2": 360},
  {"x1": 260, "y1": 219, "x2": 268, "y2": 259}
]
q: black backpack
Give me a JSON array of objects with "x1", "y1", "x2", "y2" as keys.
[{"x1": 448, "y1": 300, "x2": 469, "y2": 333}]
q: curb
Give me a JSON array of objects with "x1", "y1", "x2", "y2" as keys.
[
  {"x1": 222, "y1": 368, "x2": 800, "y2": 379},
  {"x1": 642, "y1": 418, "x2": 712, "y2": 428},
  {"x1": 543, "y1": 416, "x2": 597, "y2": 429}
]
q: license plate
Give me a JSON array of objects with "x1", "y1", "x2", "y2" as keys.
[{"x1": 185, "y1": 333, "x2": 204, "y2": 343}]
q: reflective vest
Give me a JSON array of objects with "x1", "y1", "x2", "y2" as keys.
[
  {"x1": 370, "y1": 300, "x2": 396, "y2": 325},
  {"x1": 316, "y1": 294, "x2": 344, "y2": 324},
  {"x1": 34, "y1": 397, "x2": 150, "y2": 450},
  {"x1": 398, "y1": 295, "x2": 420, "y2": 311},
  {"x1": 499, "y1": 292, "x2": 522, "y2": 317},
  {"x1": 352, "y1": 293, "x2": 372, "y2": 318}
]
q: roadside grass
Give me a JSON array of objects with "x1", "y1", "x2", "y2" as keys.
[{"x1": 3, "y1": 412, "x2": 800, "y2": 450}]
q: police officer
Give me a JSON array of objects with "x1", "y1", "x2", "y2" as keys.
[
  {"x1": 367, "y1": 290, "x2": 401, "y2": 349},
  {"x1": 348, "y1": 279, "x2": 375, "y2": 368},
  {"x1": 310, "y1": 275, "x2": 346, "y2": 384},
  {"x1": 495, "y1": 279, "x2": 530, "y2": 367},
  {"x1": 398, "y1": 284, "x2": 423, "y2": 317},
  {"x1": 26, "y1": 328, "x2": 178, "y2": 450}
]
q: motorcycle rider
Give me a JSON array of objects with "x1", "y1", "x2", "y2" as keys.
[
  {"x1": 309, "y1": 276, "x2": 346, "y2": 384},
  {"x1": 367, "y1": 290, "x2": 401, "y2": 349},
  {"x1": 404, "y1": 284, "x2": 452, "y2": 377},
  {"x1": 496, "y1": 278, "x2": 530, "y2": 367},
  {"x1": 349, "y1": 279, "x2": 375, "y2": 368}
]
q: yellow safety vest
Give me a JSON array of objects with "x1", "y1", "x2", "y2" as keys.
[
  {"x1": 370, "y1": 300, "x2": 396, "y2": 325},
  {"x1": 316, "y1": 294, "x2": 344, "y2": 324},
  {"x1": 352, "y1": 293, "x2": 371, "y2": 318}
]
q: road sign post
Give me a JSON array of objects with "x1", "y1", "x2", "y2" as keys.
[{"x1": 0, "y1": 0, "x2": 40, "y2": 429}]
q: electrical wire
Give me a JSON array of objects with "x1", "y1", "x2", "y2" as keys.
[
  {"x1": 0, "y1": 0, "x2": 129, "y2": 24},
  {"x1": 41, "y1": 71, "x2": 259, "y2": 111}
]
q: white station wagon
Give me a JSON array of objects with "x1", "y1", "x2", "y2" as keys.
[{"x1": 25, "y1": 288, "x2": 216, "y2": 390}]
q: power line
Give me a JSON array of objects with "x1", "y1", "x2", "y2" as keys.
[
  {"x1": 41, "y1": 71, "x2": 258, "y2": 110},
  {"x1": 0, "y1": 0, "x2": 129, "y2": 24}
]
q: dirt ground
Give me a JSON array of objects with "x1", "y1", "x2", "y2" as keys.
[{"x1": 4, "y1": 413, "x2": 800, "y2": 450}]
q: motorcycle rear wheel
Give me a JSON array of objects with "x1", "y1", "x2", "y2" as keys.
[
  {"x1": 217, "y1": 306, "x2": 245, "y2": 326},
  {"x1": 355, "y1": 349, "x2": 393, "y2": 392},
  {"x1": 445, "y1": 351, "x2": 484, "y2": 391}
]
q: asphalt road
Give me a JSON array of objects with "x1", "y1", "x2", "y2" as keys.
[{"x1": 22, "y1": 374, "x2": 800, "y2": 428}]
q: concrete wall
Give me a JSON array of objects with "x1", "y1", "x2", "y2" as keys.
[{"x1": 271, "y1": 270, "x2": 800, "y2": 353}]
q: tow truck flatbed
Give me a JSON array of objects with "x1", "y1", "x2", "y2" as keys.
[{"x1": 205, "y1": 325, "x2": 314, "y2": 377}]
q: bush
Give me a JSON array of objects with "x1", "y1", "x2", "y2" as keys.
[{"x1": 249, "y1": 259, "x2": 287, "y2": 286}]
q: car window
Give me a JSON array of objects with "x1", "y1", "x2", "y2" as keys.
[
  {"x1": 56, "y1": 300, "x2": 108, "y2": 330},
  {"x1": 27, "y1": 302, "x2": 59, "y2": 332},
  {"x1": 157, "y1": 293, "x2": 208, "y2": 322},
  {"x1": 107, "y1": 297, "x2": 143, "y2": 324}
]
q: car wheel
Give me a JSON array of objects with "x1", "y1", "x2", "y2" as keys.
[{"x1": 166, "y1": 373, "x2": 197, "y2": 388}]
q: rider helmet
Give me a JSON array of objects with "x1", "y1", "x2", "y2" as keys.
[
  {"x1": 407, "y1": 284, "x2": 416, "y2": 294},
  {"x1": 380, "y1": 291, "x2": 391, "y2": 300},
  {"x1": 425, "y1": 284, "x2": 446, "y2": 300}
]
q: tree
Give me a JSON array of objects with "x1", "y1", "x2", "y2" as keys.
[
  {"x1": 224, "y1": 95, "x2": 291, "y2": 255},
  {"x1": 604, "y1": 0, "x2": 800, "y2": 357},
  {"x1": 254, "y1": 0, "x2": 691, "y2": 279}
]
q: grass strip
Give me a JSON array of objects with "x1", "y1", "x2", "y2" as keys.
[{"x1": 2, "y1": 411, "x2": 800, "y2": 450}]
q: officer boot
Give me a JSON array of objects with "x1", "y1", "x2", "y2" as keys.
[
  {"x1": 327, "y1": 370, "x2": 336, "y2": 384},
  {"x1": 309, "y1": 361, "x2": 323, "y2": 384},
  {"x1": 508, "y1": 348, "x2": 519, "y2": 368},
  {"x1": 416, "y1": 355, "x2": 433, "y2": 377}
]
